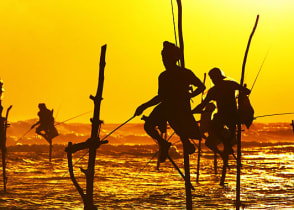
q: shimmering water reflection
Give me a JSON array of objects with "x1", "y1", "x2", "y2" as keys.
[{"x1": 0, "y1": 144, "x2": 293, "y2": 209}]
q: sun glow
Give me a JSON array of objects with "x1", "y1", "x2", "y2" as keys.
[{"x1": 0, "y1": 0, "x2": 293, "y2": 123}]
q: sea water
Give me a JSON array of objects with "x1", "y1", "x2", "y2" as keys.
[{"x1": 0, "y1": 143, "x2": 293, "y2": 209}]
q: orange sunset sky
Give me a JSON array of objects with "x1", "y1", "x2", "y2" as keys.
[{"x1": 0, "y1": 0, "x2": 293, "y2": 123}]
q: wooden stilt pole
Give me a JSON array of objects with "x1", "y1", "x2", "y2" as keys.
[
  {"x1": 65, "y1": 44, "x2": 107, "y2": 210},
  {"x1": 1, "y1": 105, "x2": 12, "y2": 192},
  {"x1": 168, "y1": 155, "x2": 195, "y2": 190},
  {"x1": 49, "y1": 139, "x2": 52, "y2": 163},
  {"x1": 196, "y1": 139, "x2": 201, "y2": 183},
  {"x1": 236, "y1": 15, "x2": 259, "y2": 209},
  {"x1": 1, "y1": 118, "x2": 5, "y2": 192},
  {"x1": 196, "y1": 73, "x2": 206, "y2": 183},
  {"x1": 214, "y1": 152, "x2": 217, "y2": 174},
  {"x1": 183, "y1": 148, "x2": 192, "y2": 210},
  {"x1": 220, "y1": 150, "x2": 229, "y2": 186}
]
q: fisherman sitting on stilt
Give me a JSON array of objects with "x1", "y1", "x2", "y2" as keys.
[
  {"x1": 193, "y1": 68, "x2": 251, "y2": 185},
  {"x1": 31, "y1": 103, "x2": 58, "y2": 143},
  {"x1": 135, "y1": 41, "x2": 205, "y2": 163}
]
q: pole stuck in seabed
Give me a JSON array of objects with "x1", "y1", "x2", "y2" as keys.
[
  {"x1": 196, "y1": 73, "x2": 206, "y2": 183},
  {"x1": 236, "y1": 14, "x2": 259, "y2": 210},
  {"x1": 65, "y1": 44, "x2": 107, "y2": 210}
]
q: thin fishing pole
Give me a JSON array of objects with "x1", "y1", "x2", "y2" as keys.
[
  {"x1": 17, "y1": 127, "x2": 34, "y2": 142},
  {"x1": 54, "y1": 101, "x2": 63, "y2": 120},
  {"x1": 100, "y1": 116, "x2": 135, "y2": 141},
  {"x1": 128, "y1": 152, "x2": 158, "y2": 185},
  {"x1": 130, "y1": 126, "x2": 177, "y2": 182},
  {"x1": 171, "y1": 0, "x2": 178, "y2": 46},
  {"x1": 54, "y1": 111, "x2": 92, "y2": 126},
  {"x1": 250, "y1": 49, "x2": 270, "y2": 93},
  {"x1": 254, "y1": 112, "x2": 294, "y2": 119}
]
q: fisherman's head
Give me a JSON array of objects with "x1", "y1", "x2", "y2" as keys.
[
  {"x1": 208, "y1": 68, "x2": 226, "y2": 84},
  {"x1": 161, "y1": 41, "x2": 181, "y2": 69},
  {"x1": 38, "y1": 103, "x2": 46, "y2": 110}
]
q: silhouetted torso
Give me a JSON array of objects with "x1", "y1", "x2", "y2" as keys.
[
  {"x1": 157, "y1": 66, "x2": 203, "y2": 139},
  {"x1": 38, "y1": 108, "x2": 54, "y2": 126},
  {"x1": 159, "y1": 66, "x2": 194, "y2": 108},
  {"x1": 206, "y1": 80, "x2": 240, "y2": 121}
]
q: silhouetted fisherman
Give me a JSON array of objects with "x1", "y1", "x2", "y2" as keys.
[
  {"x1": 291, "y1": 120, "x2": 294, "y2": 133},
  {"x1": 193, "y1": 68, "x2": 250, "y2": 184},
  {"x1": 135, "y1": 41, "x2": 205, "y2": 162},
  {"x1": 31, "y1": 103, "x2": 58, "y2": 143}
]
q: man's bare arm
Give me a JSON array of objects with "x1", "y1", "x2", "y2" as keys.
[
  {"x1": 134, "y1": 95, "x2": 161, "y2": 116},
  {"x1": 189, "y1": 71, "x2": 206, "y2": 98}
]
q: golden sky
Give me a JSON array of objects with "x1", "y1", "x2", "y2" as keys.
[{"x1": 0, "y1": 0, "x2": 293, "y2": 123}]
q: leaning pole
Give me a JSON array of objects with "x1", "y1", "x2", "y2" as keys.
[{"x1": 236, "y1": 15, "x2": 259, "y2": 210}]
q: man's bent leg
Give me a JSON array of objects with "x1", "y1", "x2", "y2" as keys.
[{"x1": 143, "y1": 105, "x2": 171, "y2": 163}]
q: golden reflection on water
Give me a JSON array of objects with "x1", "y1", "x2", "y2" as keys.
[{"x1": 0, "y1": 144, "x2": 293, "y2": 209}]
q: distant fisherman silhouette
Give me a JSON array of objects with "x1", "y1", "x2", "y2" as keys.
[
  {"x1": 135, "y1": 41, "x2": 205, "y2": 163},
  {"x1": 31, "y1": 103, "x2": 58, "y2": 143}
]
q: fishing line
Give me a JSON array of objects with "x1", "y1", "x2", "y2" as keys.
[
  {"x1": 127, "y1": 151, "x2": 158, "y2": 185},
  {"x1": 54, "y1": 111, "x2": 92, "y2": 126},
  {"x1": 254, "y1": 112, "x2": 294, "y2": 119},
  {"x1": 250, "y1": 49, "x2": 270, "y2": 94},
  {"x1": 17, "y1": 127, "x2": 35, "y2": 142}
]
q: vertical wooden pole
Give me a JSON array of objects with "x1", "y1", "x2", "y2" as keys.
[
  {"x1": 236, "y1": 15, "x2": 259, "y2": 209},
  {"x1": 183, "y1": 147, "x2": 192, "y2": 210},
  {"x1": 1, "y1": 105, "x2": 12, "y2": 192},
  {"x1": 49, "y1": 139, "x2": 52, "y2": 163},
  {"x1": 1, "y1": 118, "x2": 6, "y2": 192},
  {"x1": 65, "y1": 44, "x2": 107, "y2": 210},
  {"x1": 196, "y1": 139, "x2": 201, "y2": 183},
  {"x1": 196, "y1": 73, "x2": 206, "y2": 183},
  {"x1": 214, "y1": 153, "x2": 217, "y2": 174},
  {"x1": 84, "y1": 44, "x2": 107, "y2": 210}
]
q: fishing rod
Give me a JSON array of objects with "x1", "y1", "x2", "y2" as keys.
[
  {"x1": 128, "y1": 151, "x2": 158, "y2": 184},
  {"x1": 17, "y1": 127, "x2": 35, "y2": 142},
  {"x1": 100, "y1": 115, "x2": 135, "y2": 141},
  {"x1": 250, "y1": 50, "x2": 270, "y2": 93},
  {"x1": 54, "y1": 111, "x2": 92, "y2": 126},
  {"x1": 254, "y1": 112, "x2": 294, "y2": 119}
]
